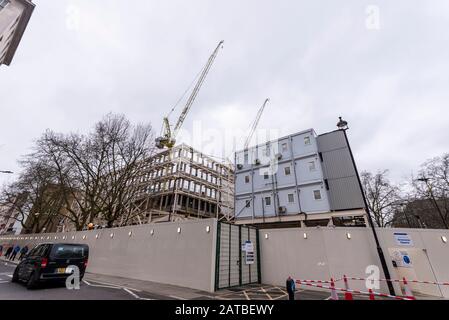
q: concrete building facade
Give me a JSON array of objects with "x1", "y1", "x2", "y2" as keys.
[
  {"x1": 0, "y1": 203, "x2": 25, "y2": 235},
  {"x1": 0, "y1": 0, "x2": 34, "y2": 66},
  {"x1": 133, "y1": 144, "x2": 234, "y2": 223},
  {"x1": 84, "y1": 143, "x2": 235, "y2": 227},
  {"x1": 234, "y1": 128, "x2": 367, "y2": 228}
]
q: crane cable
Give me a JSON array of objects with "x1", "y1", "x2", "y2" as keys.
[
  {"x1": 160, "y1": 66, "x2": 205, "y2": 138},
  {"x1": 162, "y1": 43, "x2": 222, "y2": 137},
  {"x1": 167, "y1": 65, "x2": 206, "y2": 119},
  {"x1": 224, "y1": 98, "x2": 270, "y2": 160}
]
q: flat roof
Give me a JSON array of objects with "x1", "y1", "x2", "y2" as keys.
[{"x1": 235, "y1": 128, "x2": 316, "y2": 154}]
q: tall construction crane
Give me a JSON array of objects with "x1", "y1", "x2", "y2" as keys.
[
  {"x1": 155, "y1": 40, "x2": 224, "y2": 149},
  {"x1": 244, "y1": 98, "x2": 270, "y2": 150}
]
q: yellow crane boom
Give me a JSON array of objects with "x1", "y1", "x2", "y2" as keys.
[{"x1": 156, "y1": 41, "x2": 224, "y2": 149}]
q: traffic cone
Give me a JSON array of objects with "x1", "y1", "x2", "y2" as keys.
[
  {"x1": 330, "y1": 278, "x2": 339, "y2": 300},
  {"x1": 343, "y1": 275, "x2": 353, "y2": 300},
  {"x1": 368, "y1": 289, "x2": 375, "y2": 300},
  {"x1": 402, "y1": 277, "x2": 416, "y2": 300}
]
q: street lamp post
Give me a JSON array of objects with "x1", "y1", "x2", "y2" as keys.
[
  {"x1": 337, "y1": 117, "x2": 396, "y2": 296},
  {"x1": 416, "y1": 177, "x2": 448, "y2": 229},
  {"x1": 414, "y1": 215, "x2": 425, "y2": 229},
  {"x1": 395, "y1": 202, "x2": 412, "y2": 228}
]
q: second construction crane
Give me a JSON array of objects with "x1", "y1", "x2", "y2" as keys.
[
  {"x1": 156, "y1": 41, "x2": 224, "y2": 149},
  {"x1": 244, "y1": 98, "x2": 270, "y2": 150}
]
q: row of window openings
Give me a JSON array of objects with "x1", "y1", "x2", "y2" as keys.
[
  {"x1": 245, "y1": 190, "x2": 322, "y2": 208},
  {"x1": 0, "y1": 0, "x2": 10, "y2": 9},
  {"x1": 148, "y1": 149, "x2": 227, "y2": 174},
  {"x1": 0, "y1": 22, "x2": 18, "y2": 62},
  {"x1": 136, "y1": 179, "x2": 218, "y2": 199},
  {"x1": 133, "y1": 163, "x2": 221, "y2": 185},
  {"x1": 241, "y1": 136, "x2": 311, "y2": 164},
  {"x1": 244, "y1": 161, "x2": 316, "y2": 183},
  {"x1": 0, "y1": 13, "x2": 19, "y2": 44}
]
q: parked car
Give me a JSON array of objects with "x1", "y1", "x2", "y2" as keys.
[{"x1": 12, "y1": 243, "x2": 89, "y2": 289}]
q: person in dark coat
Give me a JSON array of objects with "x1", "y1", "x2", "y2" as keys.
[
  {"x1": 4, "y1": 246, "x2": 13, "y2": 259},
  {"x1": 286, "y1": 276, "x2": 296, "y2": 301},
  {"x1": 9, "y1": 245, "x2": 20, "y2": 261},
  {"x1": 0, "y1": 244, "x2": 3, "y2": 256},
  {"x1": 19, "y1": 245, "x2": 29, "y2": 261}
]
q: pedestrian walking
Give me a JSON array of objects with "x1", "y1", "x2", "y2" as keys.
[
  {"x1": 4, "y1": 246, "x2": 13, "y2": 259},
  {"x1": 0, "y1": 244, "x2": 3, "y2": 257},
  {"x1": 286, "y1": 276, "x2": 296, "y2": 301},
  {"x1": 19, "y1": 245, "x2": 29, "y2": 260},
  {"x1": 9, "y1": 245, "x2": 21, "y2": 261}
]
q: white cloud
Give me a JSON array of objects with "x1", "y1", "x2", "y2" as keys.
[{"x1": 1, "y1": 0, "x2": 448, "y2": 186}]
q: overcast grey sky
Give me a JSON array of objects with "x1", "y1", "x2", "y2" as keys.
[{"x1": 1, "y1": 0, "x2": 448, "y2": 186}]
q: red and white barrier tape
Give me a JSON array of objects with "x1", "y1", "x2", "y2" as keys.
[
  {"x1": 295, "y1": 279, "x2": 333, "y2": 284},
  {"x1": 295, "y1": 279, "x2": 413, "y2": 300},
  {"x1": 342, "y1": 276, "x2": 449, "y2": 286}
]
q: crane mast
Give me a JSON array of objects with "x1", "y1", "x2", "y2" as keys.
[
  {"x1": 156, "y1": 41, "x2": 224, "y2": 149},
  {"x1": 244, "y1": 98, "x2": 270, "y2": 150}
]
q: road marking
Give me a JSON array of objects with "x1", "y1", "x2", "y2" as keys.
[
  {"x1": 0, "y1": 281, "x2": 9, "y2": 284},
  {"x1": 82, "y1": 280, "x2": 121, "y2": 290},
  {"x1": 169, "y1": 295, "x2": 186, "y2": 300},
  {"x1": 2, "y1": 263, "x2": 15, "y2": 268},
  {"x1": 260, "y1": 287, "x2": 273, "y2": 300},
  {"x1": 84, "y1": 279, "x2": 142, "y2": 292},
  {"x1": 83, "y1": 279, "x2": 154, "y2": 300},
  {"x1": 123, "y1": 288, "x2": 154, "y2": 300},
  {"x1": 243, "y1": 291, "x2": 251, "y2": 300},
  {"x1": 123, "y1": 288, "x2": 141, "y2": 299},
  {"x1": 277, "y1": 287, "x2": 288, "y2": 295}
]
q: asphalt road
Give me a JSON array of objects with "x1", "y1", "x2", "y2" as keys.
[
  {"x1": 0, "y1": 261, "x2": 167, "y2": 300},
  {"x1": 0, "y1": 260, "x2": 347, "y2": 300}
]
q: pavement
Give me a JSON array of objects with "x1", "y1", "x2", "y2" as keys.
[
  {"x1": 0, "y1": 260, "x2": 155, "y2": 300},
  {"x1": 0, "y1": 258, "x2": 333, "y2": 300},
  {"x1": 1, "y1": 256, "x2": 441, "y2": 300}
]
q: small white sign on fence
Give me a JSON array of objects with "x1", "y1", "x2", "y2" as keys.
[
  {"x1": 243, "y1": 240, "x2": 255, "y2": 265},
  {"x1": 394, "y1": 232, "x2": 413, "y2": 246}
]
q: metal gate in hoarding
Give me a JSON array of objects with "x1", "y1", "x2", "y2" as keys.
[{"x1": 215, "y1": 222, "x2": 260, "y2": 290}]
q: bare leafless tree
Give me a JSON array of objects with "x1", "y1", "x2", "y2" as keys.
[
  {"x1": 32, "y1": 113, "x2": 156, "y2": 230},
  {"x1": 88, "y1": 114, "x2": 156, "y2": 227},
  {"x1": 0, "y1": 158, "x2": 65, "y2": 234},
  {"x1": 361, "y1": 170, "x2": 401, "y2": 227},
  {"x1": 411, "y1": 153, "x2": 449, "y2": 228}
]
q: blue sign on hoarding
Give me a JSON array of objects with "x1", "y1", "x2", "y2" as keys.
[
  {"x1": 403, "y1": 255, "x2": 411, "y2": 265},
  {"x1": 394, "y1": 233, "x2": 413, "y2": 246}
]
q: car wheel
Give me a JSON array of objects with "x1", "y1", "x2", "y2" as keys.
[
  {"x1": 26, "y1": 271, "x2": 39, "y2": 290},
  {"x1": 11, "y1": 267, "x2": 19, "y2": 283}
]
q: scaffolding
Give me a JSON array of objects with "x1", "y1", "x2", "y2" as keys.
[{"x1": 122, "y1": 144, "x2": 235, "y2": 224}]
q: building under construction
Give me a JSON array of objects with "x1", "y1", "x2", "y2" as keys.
[
  {"x1": 124, "y1": 144, "x2": 234, "y2": 224},
  {"x1": 122, "y1": 41, "x2": 235, "y2": 223}
]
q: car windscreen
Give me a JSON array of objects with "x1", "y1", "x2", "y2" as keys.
[{"x1": 50, "y1": 244, "x2": 88, "y2": 259}]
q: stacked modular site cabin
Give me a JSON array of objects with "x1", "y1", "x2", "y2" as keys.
[{"x1": 233, "y1": 129, "x2": 368, "y2": 228}]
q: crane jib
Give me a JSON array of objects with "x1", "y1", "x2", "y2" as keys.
[{"x1": 156, "y1": 41, "x2": 225, "y2": 149}]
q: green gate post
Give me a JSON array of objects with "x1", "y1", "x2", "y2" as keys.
[
  {"x1": 239, "y1": 225, "x2": 242, "y2": 286},
  {"x1": 256, "y1": 228, "x2": 261, "y2": 284},
  {"x1": 214, "y1": 221, "x2": 221, "y2": 291}
]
